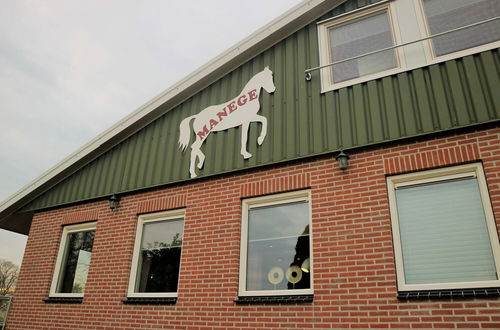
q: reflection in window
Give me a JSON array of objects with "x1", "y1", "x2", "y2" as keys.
[
  {"x1": 134, "y1": 218, "x2": 184, "y2": 293},
  {"x1": 422, "y1": 0, "x2": 500, "y2": 57},
  {"x1": 246, "y1": 201, "x2": 310, "y2": 291},
  {"x1": 57, "y1": 229, "x2": 95, "y2": 293}
]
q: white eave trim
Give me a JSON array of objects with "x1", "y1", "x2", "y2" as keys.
[{"x1": 0, "y1": 0, "x2": 345, "y2": 218}]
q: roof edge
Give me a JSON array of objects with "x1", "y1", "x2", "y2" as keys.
[{"x1": 0, "y1": 0, "x2": 346, "y2": 234}]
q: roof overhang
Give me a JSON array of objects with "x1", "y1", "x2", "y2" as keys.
[{"x1": 0, "y1": 0, "x2": 347, "y2": 235}]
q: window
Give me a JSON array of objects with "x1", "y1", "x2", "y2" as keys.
[
  {"x1": 316, "y1": 0, "x2": 500, "y2": 92},
  {"x1": 50, "y1": 222, "x2": 96, "y2": 297},
  {"x1": 239, "y1": 190, "x2": 312, "y2": 296},
  {"x1": 387, "y1": 163, "x2": 500, "y2": 292},
  {"x1": 128, "y1": 209, "x2": 184, "y2": 297},
  {"x1": 317, "y1": 2, "x2": 403, "y2": 90},
  {"x1": 418, "y1": 0, "x2": 500, "y2": 59}
]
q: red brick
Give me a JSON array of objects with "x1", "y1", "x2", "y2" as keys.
[{"x1": 7, "y1": 127, "x2": 500, "y2": 329}]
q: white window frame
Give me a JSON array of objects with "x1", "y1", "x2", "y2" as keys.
[
  {"x1": 387, "y1": 163, "x2": 500, "y2": 291},
  {"x1": 238, "y1": 190, "x2": 313, "y2": 297},
  {"x1": 49, "y1": 221, "x2": 97, "y2": 298},
  {"x1": 317, "y1": 1, "x2": 405, "y2": 92},
  {"x1": 316, "y1": 0, "x2": 500, "y2": 92},
  {"x1": 413, "y1": 0, "x2": 500, "y2": 64},
  {"x1": 127, "y1": 209, "x2": 185, "y2": 298}
]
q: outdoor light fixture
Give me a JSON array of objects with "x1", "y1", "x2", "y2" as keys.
[
  {"x1": 336, "y1": 150, "x2": 349, "y2": 171},
  {"x1": 109, "y1": 194, "x2": 121, "y2": 211}
]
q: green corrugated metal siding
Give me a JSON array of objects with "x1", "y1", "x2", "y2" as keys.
[
  {"x1": 22, "y1": 1, "x2": 500, "y2": 212},
  {"x1": 321, "y1": 0, "x2": 384, "y2": 19}
]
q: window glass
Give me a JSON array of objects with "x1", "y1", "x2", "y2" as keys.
[
  {"x1": 329, "y1": 10, "x2": 397, "y2": 83},
  {"x1": 422, "y1": 0, "x2": 500, "y2": 57},
  {"x1": 246, "y1": 201, "x2": 310, "y2": 291},
  {"x1": 134, "y1": 218, "x2": 184, "y2": 293},
  {"x1": 57, "y1": 229, "x2": 95, "y2": 293}
]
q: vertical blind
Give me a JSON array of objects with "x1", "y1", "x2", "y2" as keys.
[{"x1": 395, "y1": 177, "x2": 497, "y2": 285}]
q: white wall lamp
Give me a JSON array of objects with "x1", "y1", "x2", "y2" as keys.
[{"x1": 336, "y1": 150, "x2": 349, "y2": 171}]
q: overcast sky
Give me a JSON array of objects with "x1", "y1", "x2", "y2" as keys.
[{"x1": 0, "y1": 0, "x2": 302, "y2": 266}]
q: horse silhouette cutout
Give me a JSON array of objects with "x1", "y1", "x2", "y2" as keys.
[{"x1": 178, "y1": 67, "x2": 276, "y2": 178}]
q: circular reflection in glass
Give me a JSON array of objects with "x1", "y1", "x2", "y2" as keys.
[
  {"x1": 286, "y1": 265, "x2": 303, "y2": 285},
  {"x1": 267, "y1": 266, "x2": 285, "y2": 285}
]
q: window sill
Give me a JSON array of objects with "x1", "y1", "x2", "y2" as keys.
[
  {"x1": 43, "y1": 297, "x2": 83, "y2": 304},
  {"x1": 397, "y1": 288, "x2": 500, "y2": 300},
  {"x1": 122, "y1": 297, "x2": 177, "y2": 305},
  {"x1": 234, "y1": 294, "x2": 313, "y2": 304},
  {"x1": 320, "y1": 66, "x2": 404, "y2": 93}
]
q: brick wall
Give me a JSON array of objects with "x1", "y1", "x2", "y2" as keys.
[{"x1": 7, "y1": 125, "x2": 500, "y2": 329}]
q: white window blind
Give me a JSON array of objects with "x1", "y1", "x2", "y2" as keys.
[
  {"x1": 422, "y1": 0, "x2": 500, "y2": 57},
  {"x1": 395, "y1": 177, "x2": 497, "y2": 285},
  {"x1": 328, "y1": 10, "x2": 397, "y2": 83}
]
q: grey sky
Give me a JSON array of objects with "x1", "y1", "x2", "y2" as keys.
[{"x1": 0, "y1": 0, "x2": 302, "y2": 266}]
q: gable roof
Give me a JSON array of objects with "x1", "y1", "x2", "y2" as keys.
[{"x1": 0, "y1": 0, "x2": 347, "y2": 234}]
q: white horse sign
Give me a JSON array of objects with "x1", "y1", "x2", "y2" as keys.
[{"x1": 178, "y1": 67, "x2": 276, "y2": 178}]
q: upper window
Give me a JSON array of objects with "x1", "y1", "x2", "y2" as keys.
[
  {"x1": 50, "y1": 222, "x2": 96, "y2": 297},
  {"x1": 239, "y1": 190, "x2": 312, "y2": 296},
  {"x1": 419, "y1": 0, "x2": 500, "y2": 58},
  {"x1": 127, "y1": 209, "x2": 185, "y2": 297},
  {"x1": 317, "y1": 2, "x2": 402, "y2": 90},
  {"x1": 387, "y1": 163, "x2": 500, "y2": 292},
  {"x1": 316, "y1": 0, "x2": 500, "y2": 92}
]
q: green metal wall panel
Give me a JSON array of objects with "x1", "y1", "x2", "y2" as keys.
[
  {"x1": 22, "y1": 1, "x2": 500, "y2": 212},
  {"x1": 322, "y1": 0, "x2": 384, "y2": 19}
]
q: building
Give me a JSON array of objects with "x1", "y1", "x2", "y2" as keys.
[{"x1": 1, "y1": 0, "x2": 500, "y2": 328}]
